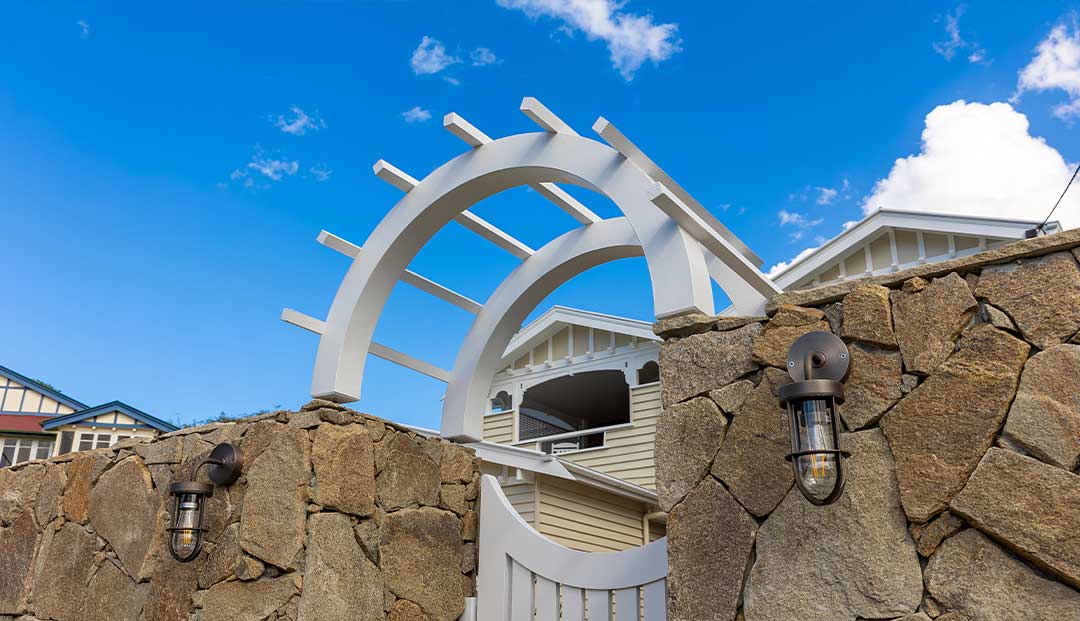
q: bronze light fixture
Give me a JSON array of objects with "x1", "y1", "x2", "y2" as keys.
[
  {"x1": 167, "y1": 442, "x2": 243, "y2": 562},
  {"x1": 778, "y1": 332, "x2": 850, "y2": 505}
]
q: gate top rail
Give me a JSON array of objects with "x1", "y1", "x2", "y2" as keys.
[{"x1": 477, "y1": 474, "x2": 667, "y2": 590}]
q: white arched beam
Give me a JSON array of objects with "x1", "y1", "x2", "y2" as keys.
[
  {"x1": 441, "y1": 218, "x2": 644, "y2": 440},
  {"x1": 312, "y1": 132, "x2": 716, "y2": 403}
]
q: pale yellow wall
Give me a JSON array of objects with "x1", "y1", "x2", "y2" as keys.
[
  {"x1": 483, "y1": 411, "x2": 514, "y2": 444},
  {"x1": 534, "y1": 475, "x2": 649, "y2": 552},
  {"x1": 558, "y1": 383, "x2": 662, "y2": 490}
]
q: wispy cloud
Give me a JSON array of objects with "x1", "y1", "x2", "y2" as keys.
[
  {"x1": 814, "y1": 179, "x2": 850, "y2": 205},
  {"x1": 496, "y1": 0, "x2": 681, "y2": 80},
  {"x1": 767, "y1": 246, "x2": 820, "y2": 278},
  {"x1": 444, "y1": 76, "x2": 462, "y2": 86},
  {"x1": 933, "y1": 6, "x2": 987, "y2": 64},
  {"x1": 1014, "y1": 15, "x2": 1080, "y2": 120},
  {"x1": 778, "y1": 210, "x2": 823, "y2": 229},
  {"x1": 402, "y1": 106, "x2": 433, "y2": 123},
  {"x1": 76, "y1": 20, "x2": 90, "y2": 39},
  {"x1": 248, "y1": 156, "x2": 299, "y2": 181},
  {"x1": 411, "y1": 36, "x2": 461, "y2": 75},
  {"x1": 309, "y1": 165, "x2": 332, "y2": 182},
  {"x1": 470, "y1": 47, "x2": 499, "y2": 66},
  {"x1": 274, "y1": 106, "x2": 324, "y2": 136}
]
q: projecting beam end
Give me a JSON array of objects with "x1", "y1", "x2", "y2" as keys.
[
  {"x1": 444, "y1": 113, "x2": 492, "y2": 147},
  {"x1": 281, "y1": 308, "x2": 327, "y2": 335},
  {"x1": 520, "y1": 97, "x2": 578, "y2": 136},
  {"x1": 373, "y1": 159, "x2": 419, "y2": 192},
  {"x1": 317, "y1": 230, "x2": 362, "y2": 258}
]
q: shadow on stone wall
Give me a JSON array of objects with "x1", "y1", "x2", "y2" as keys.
[
  {"x1": 655, "y1": 230, "x2": 1080, "y2": 621},
  {"x1": 0, "y1": 400, "x2": 480, "y2": 621}
]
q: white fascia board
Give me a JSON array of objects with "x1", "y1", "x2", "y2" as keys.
[
  {"x1": 464, "y1": 440, "x2": 576, "y2": 480},
  {"x1": 592, "y1": 116, "x2": 763, "y2": 267},
  {"x1": 771, "y1": 209, "x2": 1052, "y2": 289},
  {"x1": 490, "y1": 345, "x2": 659, "y2": 393},
  {"x1": 560, "y1": 460, "x2": 658, "y2": 504}
]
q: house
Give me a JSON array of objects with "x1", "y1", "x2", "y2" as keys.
[
  {"x1": 0, "y1": 365, "x2": 178, "y2": 467},
  {"x1": 460, "y1": 210, "x2": 1061, "y2": 553}
]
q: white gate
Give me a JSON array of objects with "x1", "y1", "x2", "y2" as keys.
[{"x1": 470, "y1": 475, "x2": 667, "y2": 621}]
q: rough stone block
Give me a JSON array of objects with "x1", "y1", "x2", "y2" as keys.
[
  {"x1": 667, "y1": 477, "x2": 755, "y2": 621},
  {"x1": 655, "y1": 397, "x2": 727, "y2": 512},
  {"x1": 950, "y1": 447, "x2": 1080, "y2": 588},
  {"x1": 880, "y1": 325, "x2": 1029, "y2": 522},
  {"x1": 925, "y1": 529, "x2": 1080, "y2": 621},
  {"x1": 752, "y1": 305, "x2": 830, "y2": 368},
  {"x1": 239, "y1": 425, "x2": 311, "y2": 569},
  {"x1": 743, "y1": 429, "x2": 923, "y2": 621},
  {"x1": 976, "y1": 251, "x2": 1080, "y2": 349},
  {"x1": 890, "y1": 273, "x2": 977, "y2": 375},
  {"x1": 841, "y1": 342, "x2": 903, "y2": 430},
  {"x1": 299, "y1": 512, "x2": 383, "y2": 621},
  {"x1": 200, "y1": 575, "x2": 299, "y2": 621},
  {"x1": 660, "y1": 323, "x2": 762, "y2": 406},
  {"x1": 88, "y1": 456, "x2": 160, "y2": 579},
  {"x1": 380, "y1": 508, "x2": 464, "y2": 621},
  {"x1": 312, "y1": 424, "x2": 376, "y2": 516},
  {"x1": 376, "y1": 434, "x2": 440, "y2": 511},
  {"x1": 841, "y1": 285, "x2": 897, "y2": 347},
  {"x1": 1000, "y1": 343, "x2": 1080, "y2": 470}
]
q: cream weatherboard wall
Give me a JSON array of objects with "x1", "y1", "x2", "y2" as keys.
[
  {"x1": 482, "y1": 411, "x2": 513, "y2": 444},
  {"x1": 534, "y1": 475, "x2": 651, "y2": 553}
]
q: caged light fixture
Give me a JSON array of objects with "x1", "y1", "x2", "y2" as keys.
[
  {"x1": 778, "y1": 332, "x2": 850, "y2": 505},
  {"x1": 167, "y1": 442, "x2": 243, "y2": 562}
]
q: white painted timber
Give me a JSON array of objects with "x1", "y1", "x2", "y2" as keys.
[
  {"x1": 282, "y1": 309, "x2": 451, "y2": 382},
  {"x1": 444, "y1": 112, "x2": 599, "y2": 224},
  {"x1": 317, "y1": 231, "x2": 481, "y2": 312},
  {"x1": 454, "y1": 210, "x2": 535, "y2": 259},
  {"x1": 441, "y1": 218, "x2": 651, "y2": 440},
  {"x1": 373, "y1": 159, "x2": 418, "y2": 192},
  {"x1": 476, "y1": 475, "x2": 666, "y2": 621},
  {"x1": 651, "y1": 184, "x2": 780, "y2": 312},
  {"x1": 444, "y1": 112, "x2": 493, "y2": 147},
  {"x1": 520, "y1": 97, "x2": 579, "y2": 135},
  {"x1": 399, "y1": 270, "x2": 483, "y2": 313},
  {"x1": 281, "y1": 308, "x2": 326, "y2": 334},
  {"x1": 368, "y1": 342, "x2": 451, "y2": 383},
  {"x1": 593, "y1": 116, "x2": 763, "y2": 267},
  {"x1": 316, "y1": 230, "x2": 361, "y2": 258},
  {"x1": 311, "y1": 131, "x2": 715, "y2": 403}
]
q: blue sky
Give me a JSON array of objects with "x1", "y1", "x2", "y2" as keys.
[{"x1": 3, "y1": 1, "x2": 1079, "y2": 428}]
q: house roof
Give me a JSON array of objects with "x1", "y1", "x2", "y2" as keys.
[
  {"x1": 770, "y1": 208, "x2": 1062, "y2": 290},
  {"x1": 42, "y1": 401, "x2": 179, "y2": 433},
  {"x1": 0, "y1": 364, "x2": 88, "y2": 411},
  {"x1": 0, "y1": 414, "x2": 55, "y2": 435},
  {"x1": 501, "y1": 305, "x2": 659, "y2": 365}
]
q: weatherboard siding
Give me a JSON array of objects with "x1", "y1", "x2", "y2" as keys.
[
  {"x1": 534, "y1": 475, "x2": 647, "y2": 552},
  {"x1": 483, "y1": 411, "x2": 514, "y2": 444},
  {"x1": 560, "y1": 383, "x2": 661, "y2": 490}
]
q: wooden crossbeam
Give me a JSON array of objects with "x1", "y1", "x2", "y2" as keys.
[
  {"x1": 280, "y1": 309, "x2": 451, "y2": 382},
  {"x1": 592, "y1": 117, "x2": 764, "y2": 267},
  {"x1": 444, "y1": 112, "x2": 599, "y2": 225},
  {"x1": 372, "y1": 159, "x2": 534, "y2": 259},
  {"x1": 650, "y1": 185, "x2": 781, "y2": 299},
  {"x1": 316, "y1": 231, "x2": 482, "y2": 312},
  {"x1": 521, "y1": 97, "x2": 579, "y2": 135},
  {"x1": 368, "y1": 343, "x2": 451, "y2": 383}
]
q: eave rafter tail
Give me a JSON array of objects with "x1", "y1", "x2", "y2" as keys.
[
  {"x1": 592, "y1": 116, "x2": 765, "y2": 268},
  {"x1": 281, "y1": 309, "x2": 450, "y2": 383},
  {"x1": 316, "y1": 231, "x2": 481, "y2": 314},
  {"x1": 373, "y1": 158, "x2": 534, "y2": 259},
  {"x1": 444, "y1": 111, "x2": 600, "y2": 225}
]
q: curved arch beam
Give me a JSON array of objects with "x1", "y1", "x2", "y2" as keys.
[
  {"x1": 313, "y1": 132, "x2": 714, "y2": 402},
  {"x1": 441, "y1": 218, "x2": 644, "y2": 440}
]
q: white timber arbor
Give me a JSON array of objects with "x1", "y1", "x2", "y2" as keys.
[{"x1": 283, "y1": 97, "x2": 779, "y2": 441}]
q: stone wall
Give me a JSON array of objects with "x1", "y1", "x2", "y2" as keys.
[
  {"x1": 655, "y1": 229, "x2": 1080, "y2": 621},
  {"x1": 0, "y1": 400, "x2": 480, "y2": 621}
]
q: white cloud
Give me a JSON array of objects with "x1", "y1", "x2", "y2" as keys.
[
  {"x1": 275, "y1": 106, "x2": 324, "y2": 136},
  {"x1": 471, "y1": 47, "x2": 499, "y2": 66},
  {"x1": 778, "y1": 209, "x2": 823, "y2": 228},
  {"x1": 496, "y1": 0, "x2": 681, "y2": 80},
  {"x1": 815, "y1": 187, "x2": 839, "y2": 205},
  {"x1": 862, "y1": 100, "x2": 1080, "y2": 228},
  {"x1": 1015, "y1": 18, "x2": 1080, "y2": 120},
  {"x1": 248, "y1": 155, "x2": 299, "y2": 181},
  {"x1": 309, "y1": 165, "x2": 332, "y2": 182},
  {"x1": 767, "y1": 246, "x2": 820, "y2": 278},
  {"x1": 444, "y1": 76, "x2": 462, "y2": 86},
  {"x1": 933, "y1": 6, "x2": 986, "y2": 64},
  {"x1": 402, "y1": 106, "x2": 433, "y2": 123},
  {"x1": 76, "y1": 19, "x2": 90, "y2": 39},
  {"x1": 411, "y1": 36, "x2": 460, "y2": 75}
]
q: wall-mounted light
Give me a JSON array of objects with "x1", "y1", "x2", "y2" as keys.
[
  {"x1": 167, "y1": 442, "x2": 243, "y2": 562},
  {"x1": 778, "y1": 332, "x2": 850, "y2": 505}
]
